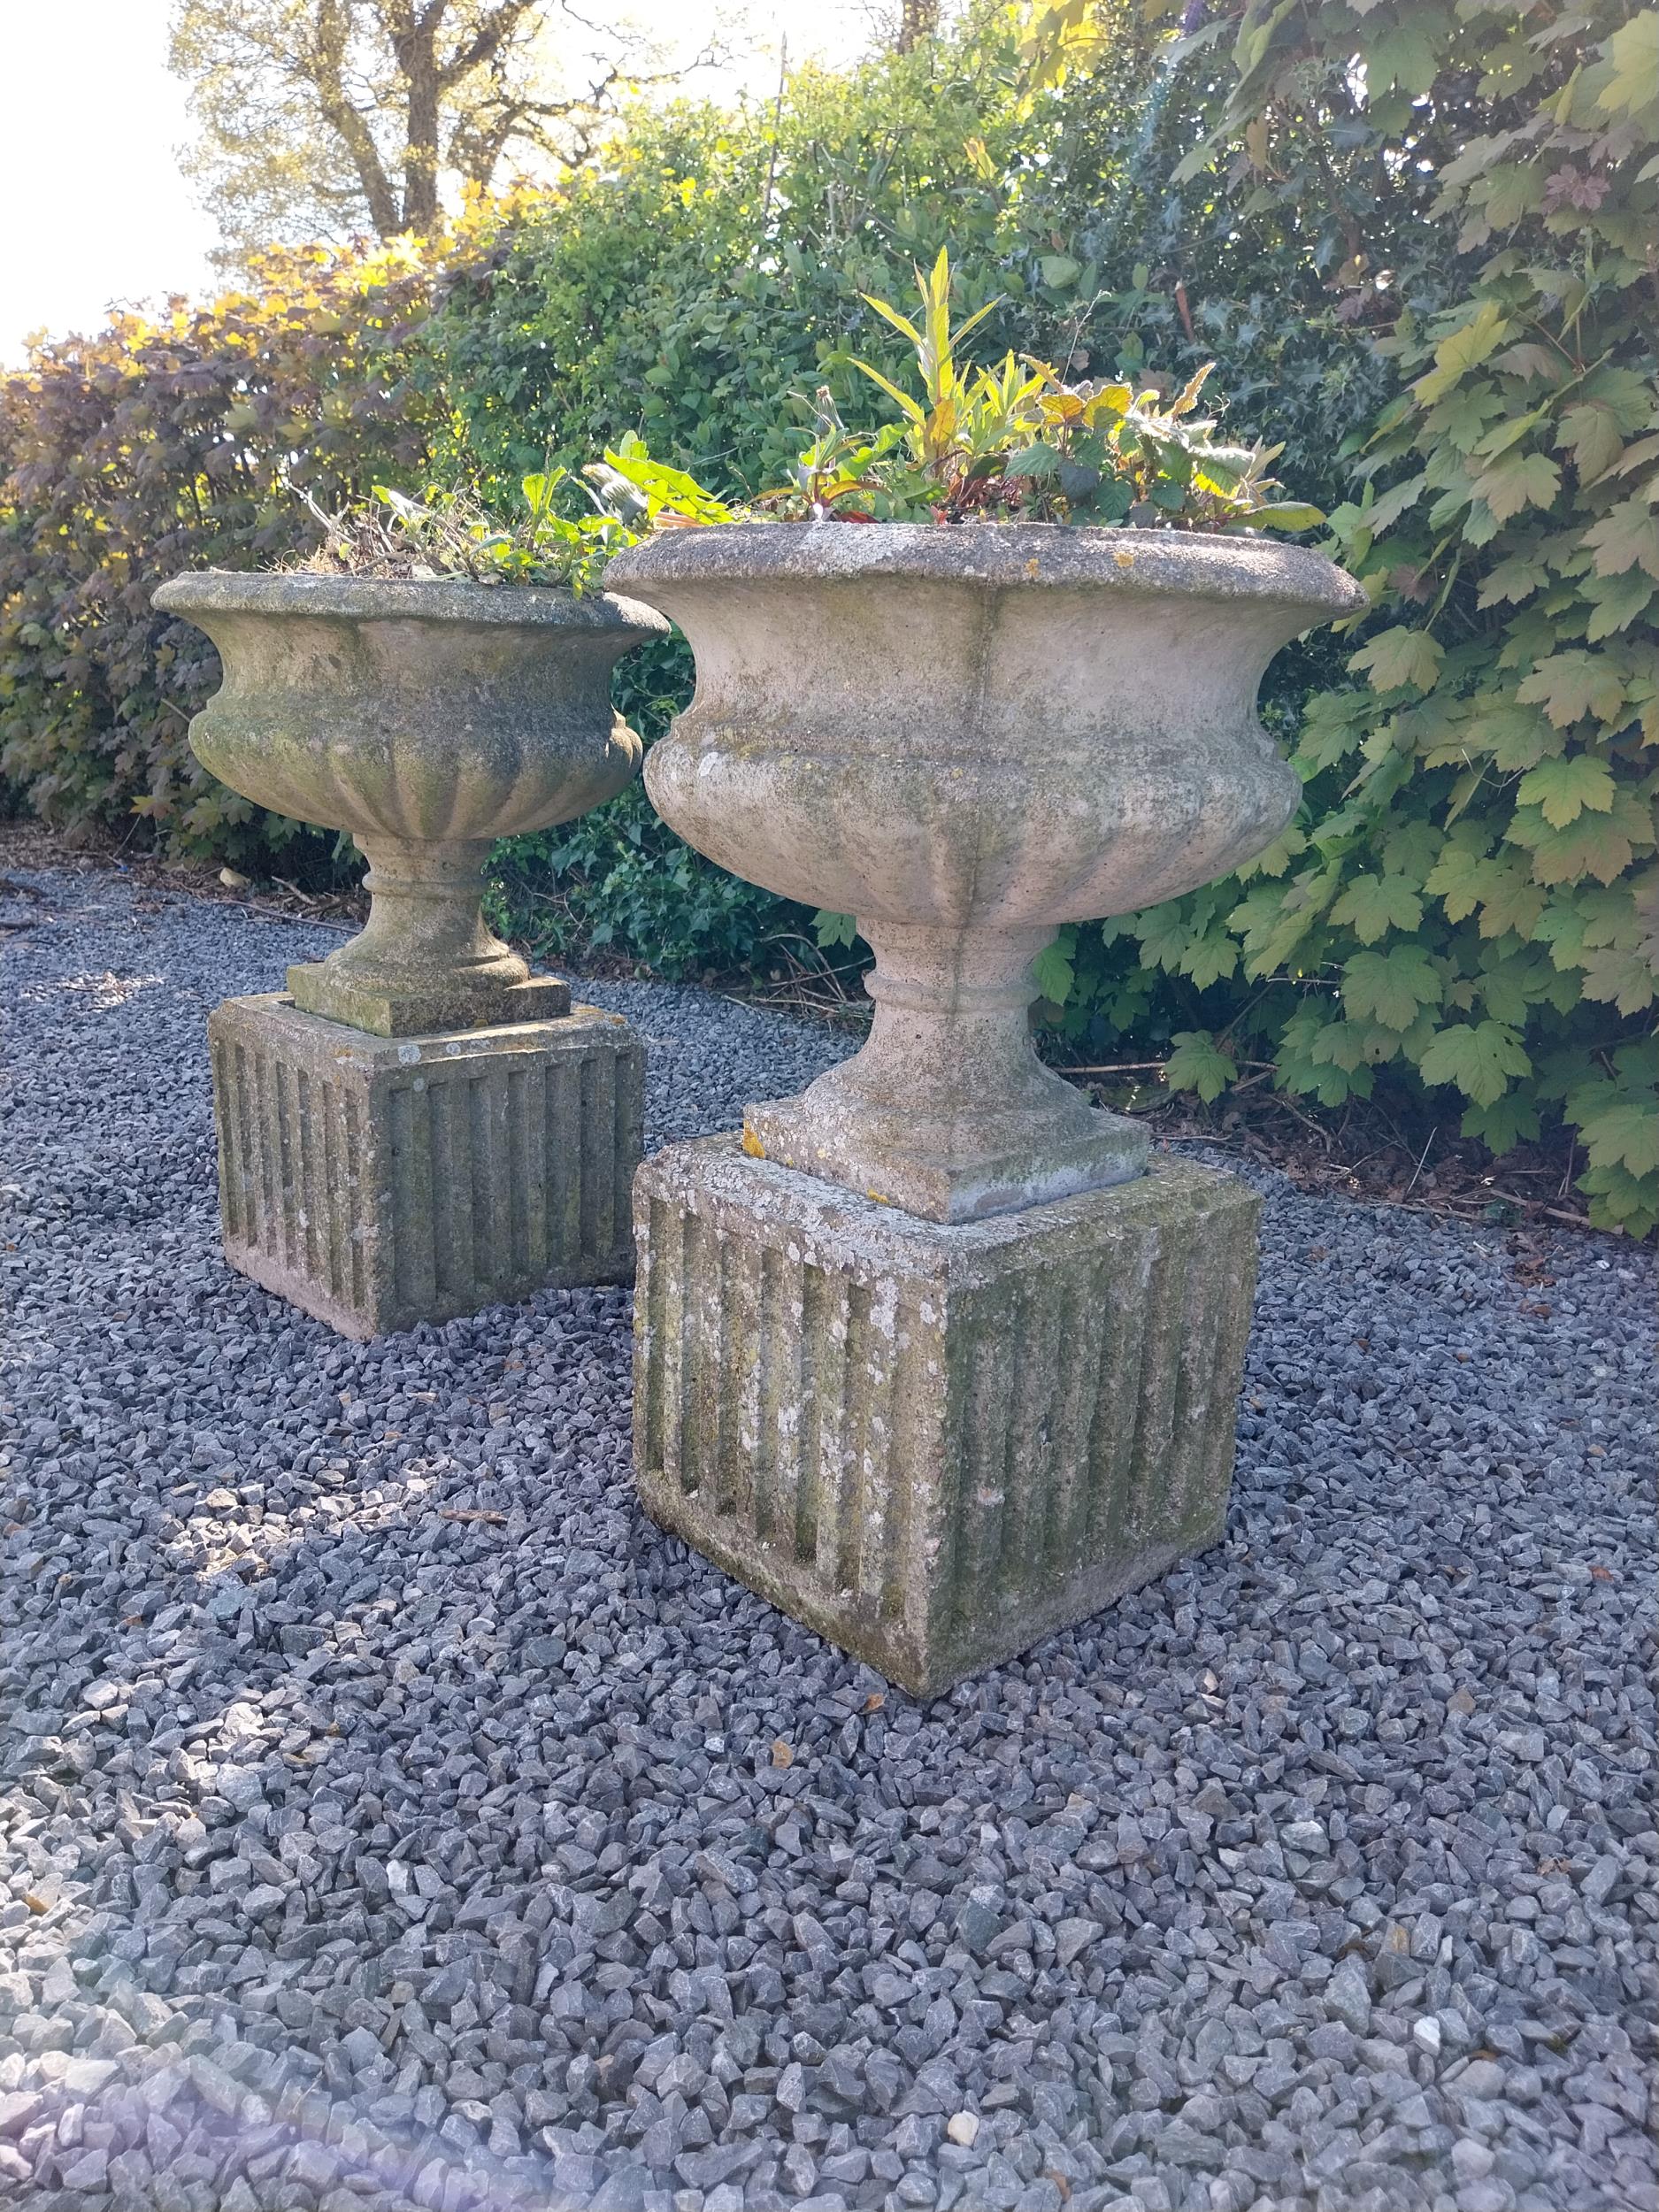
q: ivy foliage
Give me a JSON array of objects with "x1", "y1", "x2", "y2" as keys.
[{"x1": 1021, "y1": 0, "x2": 1659, "y2": 1234}]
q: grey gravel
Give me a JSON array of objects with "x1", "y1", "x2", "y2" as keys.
[{"x1": 1, "y1": 859, "x2": 1655, "y2": 2212}]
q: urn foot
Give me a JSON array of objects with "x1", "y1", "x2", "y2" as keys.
[
  {"x1": 743, "y1": 1087, "x2": 1147, "y2": 1222},
  {"x1": 209, "y1": 994, "x2": 641, "y2": 1338},
  {"x1": 287, "y1": 837, "x2": 570, "y2": 1039},
  {"x1": 632, "y1": 1134, "x2": 1261, "y2": 1696},
  {"x1": 743, "y1": 920, "x2": 1149, "y2": 1221}
]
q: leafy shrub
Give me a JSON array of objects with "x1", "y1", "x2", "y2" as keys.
[
  {"x1": 482, "y1": 632, "x2": 807, "y2": 979},
  {"x1": 4, "y1": 3, "x2": 1650, "y2": 1229},
  {"x1": 0, "y1": 238, "x2": 450, "y2": 866},
  {"x1": 1020, "y1": 0, "x2": 1658, "y2": 1235}
]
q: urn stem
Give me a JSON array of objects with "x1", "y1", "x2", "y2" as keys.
[
  {"x1": 744, "y1": 920, "x2": 1149, "y2": 1222},
  {"x1": 287, "y1": 837, "x2": 569, "y2": 1037}
]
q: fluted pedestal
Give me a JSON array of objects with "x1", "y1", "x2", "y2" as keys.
[
  {"x1": 634, "y1": 1135, "x2": 1260, "y2": 1695},
  {"x1": 211, "y1": 994, "x2": 641, "y2": 1339}
]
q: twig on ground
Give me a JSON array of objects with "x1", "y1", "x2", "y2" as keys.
[{"x1": 1402, "y1": 1127, "x2": 1437, "y2": 1200}]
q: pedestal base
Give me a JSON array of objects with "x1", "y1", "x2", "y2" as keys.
[
  {"x1": 209, "y1": 994, "x2": 641, "y2": 1339},
  {"x1": 633, "y1": 1136, "x2": 1261, "y2": 1695}
]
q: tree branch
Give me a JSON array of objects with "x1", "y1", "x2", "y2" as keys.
[{"x1": 306, "y1": 0, "x2": 401, "y2": 234}]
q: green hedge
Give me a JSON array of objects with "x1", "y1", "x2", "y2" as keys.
[
  {"x1": 0, "y1": 242, "x2": 452, "y2": 868},
  {"x1": 1, "y1": 2, "x2": 1651, "y2": 1231}
]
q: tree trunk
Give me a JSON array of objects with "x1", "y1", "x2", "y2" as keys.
[
  {"x1": 396, "y1": 2, "x2": 446, "y2": 232},
  {"x1": 312, "y1": 0, "x2": 402, "y2": 236}
]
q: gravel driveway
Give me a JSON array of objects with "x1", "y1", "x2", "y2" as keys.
[{"x1": 2, "y1": 862, "x2": 1653, "y2": 2212}]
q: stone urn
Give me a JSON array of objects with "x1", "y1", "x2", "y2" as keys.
[
  {"x1": 609, "y1": 523, "x2": 1365, "y2": 1220},
  {"x1": 152, "y1": 571, "x2": 669, "y2": 1035}
]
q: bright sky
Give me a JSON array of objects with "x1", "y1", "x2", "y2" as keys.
[{"x1": 0, "y1": 0, "x2": 880, "y2": 368}]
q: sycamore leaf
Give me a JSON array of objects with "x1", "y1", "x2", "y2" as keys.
[
  {"x1": 1477, "y1": 865, "x2": 1549, "y2": 942},
  {"x1": 1478, "y1": 161, "x2": 1546, "y2": 228},
  {"x1": 1427, "y1": 385, "x2": 1506, "y2": 453},
  {"x1": 1460, "y1": 1093, "x2": 1541, "y2": 1156},
  {"x1": 1512, "y1": 810, "x2": 1639, "y2": 887},
  {"x1": 1311, "y1": 1017, "x2": 1417, "y2": 1070},
  {"x1": 1424, "y1": 844, "x2": 1497, "y2": 923},
  {"x1": 1348, "y1": 626, "x2": 1443, "y2": 694},
  {"x1": 1488, "y1": 342, "x2": 1559, "y2": 384},
  {"x1": 1475, "y1": 949, "x2": 1553, "y2": 1026},
  {"x1": 1030, "y1": 938, "x2": 1075, "y2": 1006},
  {"x1": 1327, "y1": 872, "x2": 1425, "y2": 944},
  {"x1": 1241, "y1": 502, "x2": 1327, "y2": 531},
  {"x1": 1179, "y1": 934, "x2": 1240, "y2": 989},
  {"x1": 1595, "y1": 9, "x2": 1659, "y2": 117},
  {"x1": 1514, "y1": 650, "x2": 1628, "y2": 727},
  {"x1": 1460, "y1": 698, "x2": 1561, "y2": 771},
  {"x1": 1364, "y1": 472, "x2": 1427, "y2": 534},
  {"x1": 1578, "y1": 1095, "x2": 1659, "y2": 1178},
  {"x1": 1578, "y1": 945, "x2": 1657, "y2": 1013},
  {"x1": 1557, "y1": 402, "x2": 1626, "y2": 485},
  {"x1": 1341, "y1": 944, "x2": 1443, "y2": 1031},
  {"x1": 1295, "y1": 688, "x2": 1371, "y2": 771},
  {"x1": 1164, "y1": 1030, "x2": 1238, "y2": 1103},
  {"x1": 1417, "y1": 1019, "x2": 1531, "y2": 1106},
  {"x1": 1577, "y1": 1162, "x2": 1659, "y2": 1236},
  {"x1": 1477, "y1": 552, "x2": 1549, "y2": 607},
  {"x1": 1234, "y1": 825, "x2": 1308, "y2": 880},
  {"x1": 1382, "y1": 817, "x2": 1443, "y2": 884},
  {"x1": 1586, "y1": 496, "x2": 1659, "y2": 580},
  {"x1": 1583, "y1": 570, "x2": 1655, "y2": 640},
  {"x1": 1413, "y1": 302, "x2": 1509, "y2": 406},
  {"x1": 1275, "y1": 1009, "x2": 1373, "y2": 1106},
  {"x1": 1472, "y1": 449, "x2": 1561, "y2": 524},
  {"x1": 1367, "y1": 18, "x2": 1442, "y2": 96},
  {"x1": 1515, "y1": 753, "x2": 1618, "y2": 827},
  {"x1": 1134, "y1": 903, "x2": 1194, "y2": 969}
]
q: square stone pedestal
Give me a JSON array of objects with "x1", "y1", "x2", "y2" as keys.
[
  {"x1": 634, "y1": 1136, "x2": 1261, "y2": 1695},
  {"x1": 209, "y1": 993, "x2": 642, "y2": 1339}
]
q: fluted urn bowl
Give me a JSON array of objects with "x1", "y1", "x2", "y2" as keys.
[
  {"x1": 152, "y1": 572, "x2": 669, "y2": 1035},
  {"x1": 608, "y1": 523, "x2": 1364, "y2": 1221}
]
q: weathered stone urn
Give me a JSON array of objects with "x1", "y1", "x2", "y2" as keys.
[
  {"x1": 152, "y1": 572, "x2": 667, "y2": 1035},
  {"x1": 153, "y1": 570, "x2": 669, "y2": 1337},
  {"x1": 609, "y1": 522, "x2": 1363, "y2": 1691}
]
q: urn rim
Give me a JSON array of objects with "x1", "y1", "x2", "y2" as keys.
[
  {"x1": 607, "y1": 518, "x2": 1365, "y2": 616},
  {"x1": 151, "y1": 565, "x2": 671, "y2": 640}
]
